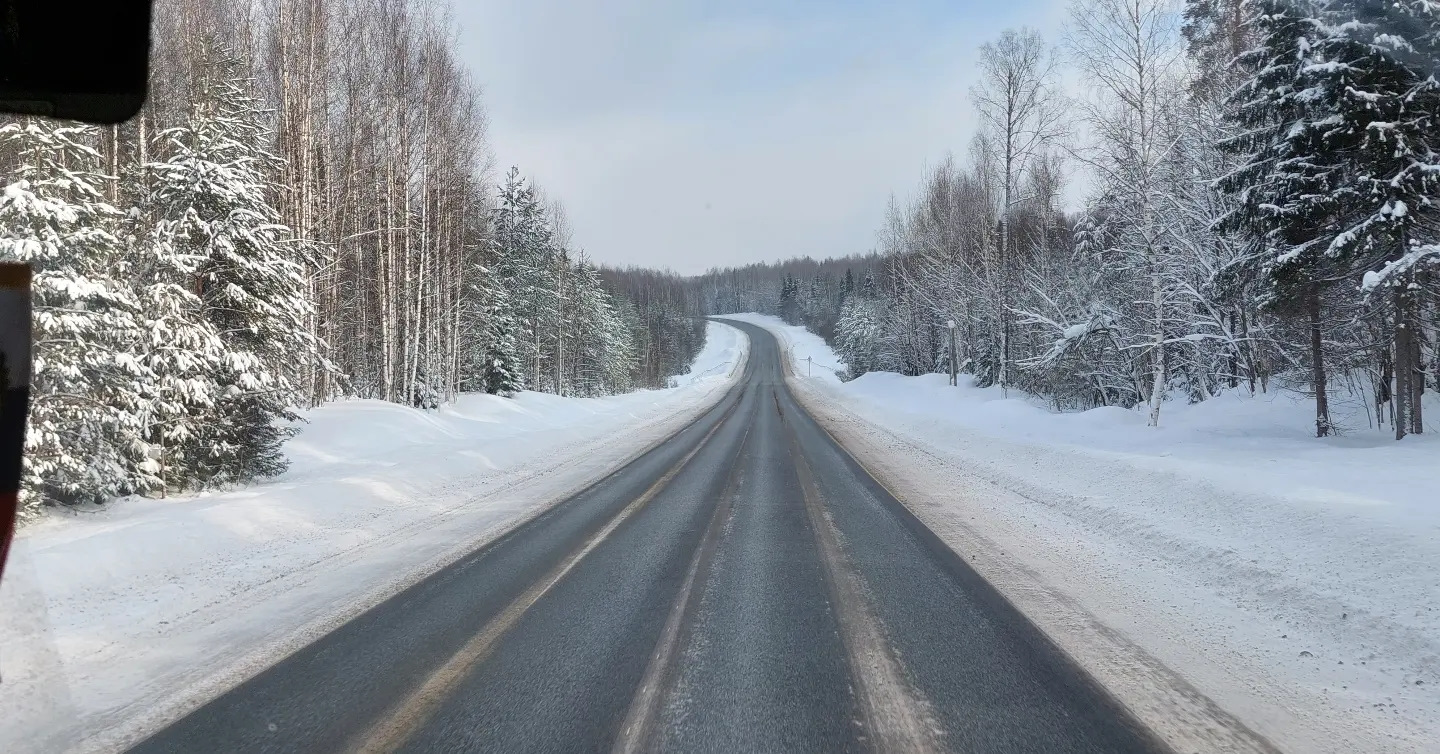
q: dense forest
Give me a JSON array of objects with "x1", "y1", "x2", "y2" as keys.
[
  {"x1": 698, "y1": 0, "x2": 1438, "y2": 441},
  {"x1": 0, "y1": 0, "x2": 702, "y2": 511},
  {"x1": 1, "y1": 0, "x2": 1434, "y2": 512}
]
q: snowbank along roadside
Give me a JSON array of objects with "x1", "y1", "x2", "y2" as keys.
[
  {"x1": 724, "y1": 312, "x2": 1440, "y2": 754},
  {"x1": 0, "y1": 321, "x2": 749, "y2": 753}
]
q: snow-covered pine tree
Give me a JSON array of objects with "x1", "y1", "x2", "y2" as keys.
[
  {"x1": 1330, "y1": 1, "x2": 1440, "y2": 76},
  {"x1": 562, "y1": 258, "x2": 605, "y2": 396},
  {"x1": 549, "y1": 244, "x2": 572, "y2": 396},
  {"x1": 609, "y1": 295, "x2": 651, "y2": 387},
  {"x1": 0, "y1": 120, "x2": 150, "y2": 509},
  {"x1": 129, "y1": 189, "x2": 228, "y2": 489},
  {"x1": 493, "y1": 167, "x2": 558, "y2": 393},
  {"x1": 1306, "y1": 0, "x2": 1440, "y2": 437},
  {"x1": 1362, "y1": 0, "x2": 1440, "y2": 398},
  {"x1": 477, "y1": 273, "x2": 524, "y2": 397},
  {"x1": 598, "y1": 295, "x2": 638, "y2": 395},
  {"x1": 1218, "y1": 0, "x2": 1345, "y2": 437},
  {"x1": 481, "y1": 318, "x2": 524, "y2": 398},
  {"x1": 457, "y1": 258, "x2": 521, "y2": 397},
  {"x1": 835, "y1": 294, "x2": 883, "y2": 379},
  {"x1": 152, "y1": 41, "x2": 319, "y2": 483},
  {"x1": 779, "y1": 274, "x2": 800, "y2": 324},
  {"x1": 572, "y1": 259, "x2": 637, "y2": 395}
]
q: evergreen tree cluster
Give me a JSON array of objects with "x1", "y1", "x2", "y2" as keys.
[
  {"x1": 693, "y1": 255, "x2": 876, "y2": 347},
  {"x1": 0, "y1": 45, "x2": 318, "y2": 507},
  {"x1": 0, "y1": 2, "x2": 703, "y2": 512},
  {"x1": 480, "y1": 168, "x2": 641, "y2": 398},
  {"x1": 595, "y1": 266, "x2": 709, "y2": 390}
]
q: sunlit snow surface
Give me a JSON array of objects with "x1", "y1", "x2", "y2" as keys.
[
  {"x1": 730, "y1": 311, "x2": 1440, "y2": 754},
  {"x1": 0, "y1": 322, "x2": 747, "y2": 753}
]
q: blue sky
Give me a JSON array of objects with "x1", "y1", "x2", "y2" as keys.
[{"x1": 453, "y1": 0, "x2": 1071, "y2": 273}]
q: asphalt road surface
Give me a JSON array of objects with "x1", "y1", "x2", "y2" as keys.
[{"x1": 129, "y1": 320, "x2": 1164, "y2": 754}]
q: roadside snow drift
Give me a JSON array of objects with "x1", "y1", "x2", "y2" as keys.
[
  {"x1": 0, "y1": 321, "x2": 748, "y2": 753},
  {"x1": 731, "y1": 312, "x2": 1440, "y2": 754}
]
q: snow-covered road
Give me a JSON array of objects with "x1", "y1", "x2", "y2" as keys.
[
  {"x1": 726, "y1": 313, "x2": 1440, "y2": 754},
  {"x1": 0, "y1": 321, "x2": 748, "y2": 753}
]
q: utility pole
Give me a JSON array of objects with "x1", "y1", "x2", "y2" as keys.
[{"x1": 948, "y1": 319, "x2": 959, "y2": 386}]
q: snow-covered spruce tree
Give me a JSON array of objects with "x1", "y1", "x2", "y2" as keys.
[
  {"x1": 608, "y1": 295, "x2": 654, "y2": 387},
  {"x1": 549, "y1": 245, "x2": 572, "y2": 396},
  {"x1": 0, "y1": 120, "x2": 150, "y2": 509},
  {"x1": 128, "y1": 197, "x2": 229, "y2": 489},
  {"x1": 1364, "y1": 0, "x2": 1440, "y2": 396},
  {"x1": 408, "y1": 366, "x2": 442, "y2": 410},
  {"x1": 1328, "y1": 1, "x2": 1440, "y2": 76},
  {"x1": 492, "y1": 167, "x2": 558, "y2": 393},
  {"x1": 478, "y1": 276, "x2": 524, "y2": 397},
  {"x1": 1217, "y1": 0, "x2": 1348, "y2": 437},
  {"x1": 1305, "y1": 0, "x2": 1440, "y2": 438},
  {"x1": 458, "y1": 260, "x2": 523, "y2": 397},
  {"x1": 598, "y1": 296, "x2": 638, "y2": 395},
  {"x1": 779, "y1": 274, "x2": 801, "y2": 325},
  {"x1": 150, "y1": 42, "x2": 319, "y2": 484},
  {"x1": 563, "y1": 258, "x2": 629, "y2": 396},
  {"x1": 834, "y1": 281, "x2": 884, "y2": 379}
]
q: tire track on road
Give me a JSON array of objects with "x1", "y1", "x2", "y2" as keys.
[
  {"x1": 786, "y1": 414, "x2": 943, "y2": 754},
  {"x1": 612, "y1": 416, "x2": 754, "y2": 753},
  {"x1": 352, "y1": 392, "x2": 745, "y2": 754}
]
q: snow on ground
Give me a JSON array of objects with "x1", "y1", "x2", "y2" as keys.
[
  {"x1": 729, "y1": 312, "x2": 1440, "y2": 754},
  {"x1": 0, "y1": 321, "x2": 748, "y2": 754},
  {"x1": 721, "y1": 312, "x2": 848, "y2": 384},
  {"x1": 667, "y1": 319, "x2": 748, "y2": 388}
]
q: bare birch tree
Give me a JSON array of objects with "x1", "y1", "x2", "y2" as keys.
[
  {"x1": 1066, "y1": 0, "x2": 1185, "y2": 426},
  {"x1": 970, "y1": 28, "x2": 1066, "y2": 392}
]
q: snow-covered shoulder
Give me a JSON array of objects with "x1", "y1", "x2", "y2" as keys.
[
  {"x1": 713, "y1": 313, "x2": 847, "y2": 383},
  {"x1": 0, "y1": 324, "x2": 748, "y2": 753},
  {"x1": 736, "y1": 314, "x2": 1440, "y2": 753},
  {"x1": 668, "y1": 320, "x2": 749, "y2": 387}
]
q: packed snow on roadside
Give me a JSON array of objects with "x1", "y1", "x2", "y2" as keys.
[
  {"x1": 733, "y1": 312, "x2": 1440, "y2": 754},
  {"x1": 718, "y1": 312, "x2": 847, "y2": 383},
  {"x1": 0, "y1": 321, "x2": 748, "y2": 754},
  {"x1": 667, "y1": 319, "x2": 748, "y2": 387}
]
